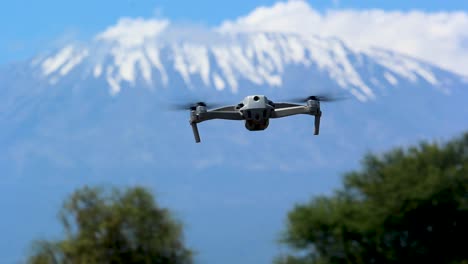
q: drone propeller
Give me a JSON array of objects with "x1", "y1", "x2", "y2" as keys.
[
  {"x1": 168, "y1": 101, "x2": 226, "y2": 111},
  {"x1": 285, "y1": 92, "x2": 349, "y2": 103}
]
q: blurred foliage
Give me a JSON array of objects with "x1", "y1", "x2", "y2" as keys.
[
  {"x1": 277, "y1": 132, "x2": 468, "y2": 264},
  {"x1": 27, "y1": 186, "x2": 192, "y2": 264}
]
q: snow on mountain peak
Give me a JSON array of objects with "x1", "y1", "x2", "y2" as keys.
[
  {"x1": 35, "y1": 32, "x2": 447, "y2": 101},
  {"x1": 33, "y1": 1, "x2": 468, "y2": 99}
]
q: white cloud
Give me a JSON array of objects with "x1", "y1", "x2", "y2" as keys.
[
  {"x1": 96, "y1": 17, "x2": 169, "y2": 47},
  {"x1": 217, "y1": 0, "x2": 468, "y2": 76}
]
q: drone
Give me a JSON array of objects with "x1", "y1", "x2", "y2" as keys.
[{"x1": 172, "y1": 94, "x2": 345, "y2": 143}]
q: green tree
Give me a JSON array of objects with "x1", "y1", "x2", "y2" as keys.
[
  {"x1": 28, "y1": 186, "x2": 192, "y2": 264},
  {"x1": 277, "y1": 133, "x2": 468, "y2": 264}
]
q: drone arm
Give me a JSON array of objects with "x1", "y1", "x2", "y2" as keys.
[
  {"x1": 271, "y1": 106, "x2": 315, "y2": 119},
  {"x1": 189, "y1": 111, "x2": 242, "y2": 143},
  {"x1": 271, "y1": 106, "x2": 321, "y2": 135},
  {"x1": 209, "y1": 106, "x2": 237, "y2": 111},
  {"x1": 194, "y1": 111, "x2": 243, "y2": 122}
]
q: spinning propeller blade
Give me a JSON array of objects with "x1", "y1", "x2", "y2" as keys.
[
  {"x1": 285, "y1": 92, "x2": 349, "y2": 103},
  {"x1": 167, "y1": 101, "x2": 225, "y2": 111}
]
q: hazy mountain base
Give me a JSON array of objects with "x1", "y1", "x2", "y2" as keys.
[{"x1": 0, "y1": 59, "x2": 467, "y2": 263}]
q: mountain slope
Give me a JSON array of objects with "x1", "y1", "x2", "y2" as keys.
[{"x1": 33, "y1": 31, "x2": 456, "y2": 101}]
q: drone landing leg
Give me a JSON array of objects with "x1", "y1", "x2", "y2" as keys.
[
  {"x1": 191, "y1": 122, "x2": 201, "y2": 143},
  {"x1": 314, "y1": 111, "x2": 321, "y2": 135}
]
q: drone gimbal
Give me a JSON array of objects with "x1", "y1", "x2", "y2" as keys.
[{"x1": 187, "y1": 95, "x2": 325, "y2": 143}]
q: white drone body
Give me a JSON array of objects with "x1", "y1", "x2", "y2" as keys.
[{"x1": 188, "y1": 95, "x2": 323, "y2": 143}]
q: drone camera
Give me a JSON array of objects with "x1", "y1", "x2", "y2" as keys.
[{"x1": 245, "y1": 119, "x2": 270, "y2": 131}]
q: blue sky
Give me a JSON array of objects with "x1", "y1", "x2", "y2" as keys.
[{"x1": 1, "y1": 0, "x2": 468, "y2": 64}]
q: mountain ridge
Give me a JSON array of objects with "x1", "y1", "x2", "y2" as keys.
[{"x1": 30, "y1": 31, "x2": 464, "y2": 102}]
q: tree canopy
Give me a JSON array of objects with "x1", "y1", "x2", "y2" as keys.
[
  {"x1": 277, "y1": 133, "x2": 468, "y2": 264},
  {"x1": 28, "y1": 186, "x2": 192, "y2": 264}
]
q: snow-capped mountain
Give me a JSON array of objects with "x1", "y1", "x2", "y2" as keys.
[
  {"x1": 34, "y1": 25, "x2": 455, "y2": 101},
  {"x1": 1, "y1": 2, "x2": 468, "y2": 264}
]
